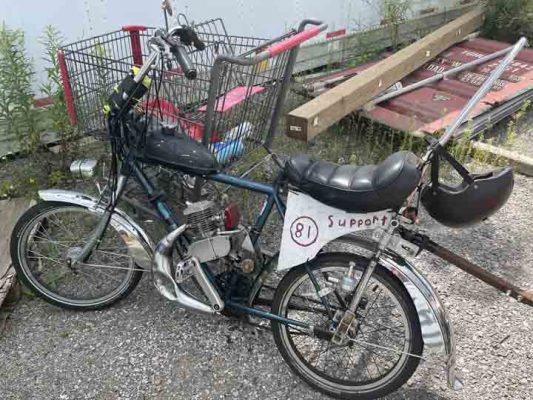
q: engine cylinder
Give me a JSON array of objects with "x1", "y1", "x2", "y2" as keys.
[{"x1": 183, "y1": 200, "x2": 223, "y2": 238}]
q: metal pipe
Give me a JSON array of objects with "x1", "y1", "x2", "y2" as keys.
[
  {"x1": 73, "y1": 174, "x2": 129, "y2": 264},
  {"x1": 438, "y1": 37, "x2": 528, "y2": 147},
  {"x1": 265, "y1": 19, "x2": 325, "y2": 147},
  {"x1": 370, "y1": 46, "x2": 513, "y2": 107},
  {"x1": 226, "y1": 300, "x2": 311, "y2": 329},
  {"x1": 153, "y1": 225, "x2": 225, "y2": 314},
  {"x1": 426, "y1": 240, "x2": 533, "y2": 307}
]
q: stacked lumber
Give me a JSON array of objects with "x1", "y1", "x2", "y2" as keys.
[
  {"x1": 0, "y1": 199, "x2": 32, "y2": 308},
  {"x1": 286, "y1": 8, "x2": 485, "y2": 141}
]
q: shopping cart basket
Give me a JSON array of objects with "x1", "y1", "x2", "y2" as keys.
[{"x1": 58, "y1": 17, "x2": 326, "y2": 165}]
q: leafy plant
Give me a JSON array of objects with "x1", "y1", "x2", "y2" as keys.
[
  {"x1": 482, "y1": 0, "x2": 533, "y2": 43},
  {"x1": 0, "y1": 23, "x2": 40, "y2": 154},
  {"x1": 48, "y1": 169, "x2": 67, "y2": 186},
  {"x1": 379, "y1": 0, "x2": 412, "y2": 50},
  {"x1": 40, "y1": 25, "x2": 78, "y2": 169},
  {"x1": 503, "y1": 99, "x2": 531, "y2": 147}
]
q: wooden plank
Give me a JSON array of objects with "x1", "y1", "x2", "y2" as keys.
[
  {"x1": 471, "y1": 141, "x2": 533, "y2": 176},
  {"x1": 287, "y1": 7, "x2": 485, "y2": 141},
  {"x1": 0, "y1": 199, "x2": 33, "y2": 308}
]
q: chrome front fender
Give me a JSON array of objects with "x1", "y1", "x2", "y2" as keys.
[
  {"x1": 328, "y1": 235, "x2": 462, "y2": 390},
  {"x1": 38, "y1": 189, "x2": 154, "y2": 269}
]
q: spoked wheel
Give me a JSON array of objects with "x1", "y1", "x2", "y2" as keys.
[
  {"x1": 10, "y1": 201, "x2": 143, "y2": 310},
  {"x1": 271, "y1": 253, "x2": 423, "y2": 399}
]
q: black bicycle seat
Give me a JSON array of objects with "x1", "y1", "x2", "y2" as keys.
[{"x1": 284, "y1": 151, "x2": 421, "y2": 212}]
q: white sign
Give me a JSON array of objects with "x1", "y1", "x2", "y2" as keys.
[{"x1": 278, "y1": 190, "x2": 393, "y2": 270}]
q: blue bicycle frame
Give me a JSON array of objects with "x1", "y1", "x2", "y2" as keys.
[{"x1": 130, "y1": 162, "x2": 286, "y2": 239}]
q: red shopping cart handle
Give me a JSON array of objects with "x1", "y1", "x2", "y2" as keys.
[
  {"x1": 266, "y1": 26, "x2": 322, "y2": 57},
  {"x1": 266, "y1": 24, "x2": 326, "y2": 58}
]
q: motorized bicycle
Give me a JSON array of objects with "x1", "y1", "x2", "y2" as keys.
[{"x1": 10, "y1": 9, "x2": 532, "y2": 399}]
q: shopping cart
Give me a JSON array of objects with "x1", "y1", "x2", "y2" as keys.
[{"x1": 58, "y1": 17, "x2": 326, "y2": 165}]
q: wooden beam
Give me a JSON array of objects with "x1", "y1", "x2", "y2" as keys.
[
  {"x1": 471, "y1": 141, "x2": 533, "y2": 176},
  {"x1": 0, "y1": 199, "x2": 33, "y2": 308},
  {"x1": 287, "y1": 7, "x2": 485, "y2": 141}
]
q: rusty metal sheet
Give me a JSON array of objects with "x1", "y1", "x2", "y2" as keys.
[
  {"x1": 298, "y1": 37, "x2": 533, "y2": 138},
  {"x1": 365, "y1": 37, "x2": 533, "y2": 136}
]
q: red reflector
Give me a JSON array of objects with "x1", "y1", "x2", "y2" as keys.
[
  {"x1": 224, "y1": 203, "x2": 241, "y2": 230},
  {"x1": 326, "y1": 29, "x2": 346, "y2": 39}
]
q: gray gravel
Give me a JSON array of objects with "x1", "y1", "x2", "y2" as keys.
[{"x1": 1, "y1": 178, "x2": 533, "y2": 399}]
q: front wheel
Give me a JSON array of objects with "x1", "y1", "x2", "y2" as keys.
[
  {"x1": 271, "y1": 253, "x2": 423, "y2": 399},
  {"x1": 10, "y1": 201, "x2": 143, "y2": 310}
]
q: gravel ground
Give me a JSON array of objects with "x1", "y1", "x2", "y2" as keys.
[{"x1": 1, "y1": 169, "x2": 533, "y2": 398}]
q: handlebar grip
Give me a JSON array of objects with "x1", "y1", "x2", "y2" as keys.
[{"x1": 171, "y1": 44, "x2": 197, "y2": 80}]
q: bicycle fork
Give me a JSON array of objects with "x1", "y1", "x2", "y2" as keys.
[
  {"x1": 69, "y1": 175, "x2": 129, "y2": 266},
  {"x1": 331, "y1": 217, "x2": 399, "y2": 345}
]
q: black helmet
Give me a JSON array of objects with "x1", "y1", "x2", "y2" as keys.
[{"x1": 421, "y1": 167, "x2": 514, "y2": 228}]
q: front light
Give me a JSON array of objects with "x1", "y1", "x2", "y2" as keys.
[{"x1": 70, "y1": 159, "x2": 99, "y2": 179}]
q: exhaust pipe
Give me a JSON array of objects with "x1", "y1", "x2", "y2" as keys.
[{"x1": 152, "y1": 225, "x2": 224, "y2": 314}]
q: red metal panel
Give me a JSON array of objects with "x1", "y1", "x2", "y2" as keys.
[
  {"x1": 326, "y1": 29, "x2": 346, "y2": 39},
  {"x1": 363, "y1": 37, "x2": 533, "y2": 135},
  {"x1": 300, "y1": 37, "x2": 533, "y2": 136}
]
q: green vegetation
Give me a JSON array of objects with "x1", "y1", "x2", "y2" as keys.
[
  {"x1": 379, "y1": 0, "x2": 412, "y2": 50},
  {"x1": 482, "y1": 0, "x2": 533, "y2": 43},
  {"x1": 40, "y1": 25, "x2": 78, "y2": 170},
  {"x1": 0, "y1": 24, "x2": 40, "y2": 154},
  {"x1": 0, "y1": 24, "x2": 79, "y2": 200}
]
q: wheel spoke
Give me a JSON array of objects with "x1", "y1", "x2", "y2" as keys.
[
  {"x1": 275, "y1": 260, "x2": 421, "y2": 392},
  {"x1": 16, "y1": 205, "x2": 138, "y2": 306}
]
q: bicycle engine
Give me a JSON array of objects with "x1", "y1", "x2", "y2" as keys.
[{"x1": 179, "y1": 200, "x2": 261, "y2": 302}]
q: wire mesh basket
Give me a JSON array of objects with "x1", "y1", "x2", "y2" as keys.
[{"x1": 58, "y1": 18, "x2": 323, "y2": 165}]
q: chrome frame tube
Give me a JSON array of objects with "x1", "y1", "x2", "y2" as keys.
[
  {"x1": 437, "y1": 37, "x2": 528, "y2": 148},
  {"x1": 370, "y1": 46, "x2": 514, "y2": 107},
  {"x1": 152, "y1": 225, "x2": 225, "y2": 314},
  {"x1": 347, "y1": 218, "x2": 398, "y2": 312},
  {"x1": 133, "y1": 49, "x2": 160, "y2": 83},
  {"x1": 72, "y1": 175, "x2": 129, "y2": 264}
]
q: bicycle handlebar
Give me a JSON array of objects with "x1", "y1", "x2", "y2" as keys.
[
  {"x1": 170, "y1": 42, "x2": 197, "y2": 80},
  {"x1": 134, "y1": 19, "x2": 326, "y2": 85}
]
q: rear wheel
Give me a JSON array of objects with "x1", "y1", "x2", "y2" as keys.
[
  {"x1": 271, "y1": 253, "x2": 423, "y2": 399},
  {"x1": 10, "y1": 201, "x2": 143, "y2": 310}
]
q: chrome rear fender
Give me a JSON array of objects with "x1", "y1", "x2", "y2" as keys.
[{"x1": 38, "y1": 189, "x2": 154, "y2": 269}]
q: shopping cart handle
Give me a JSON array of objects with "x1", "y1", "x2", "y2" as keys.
[{"x1": 265, "y1": 22, "x2": 327, "y2": 58}]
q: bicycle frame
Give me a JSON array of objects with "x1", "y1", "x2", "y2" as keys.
[
  {"x1": 129, "y1": 160, "x2": 286, "y2": 240},
  {"x1": 125, "y1": 157, "x2": 312, "y2": 321}
]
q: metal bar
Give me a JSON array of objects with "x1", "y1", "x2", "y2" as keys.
[
  {"x1": 250, "y1": 195, "x2": 276, "y2": 244},
  {"x1": 208, "y1": 173, "x2": 275, "y2": 195},
  {"x1": 57, "y1": 49, "x2": 77, "y2": 126},
  {"x1": 226, "y1": 300, "x2": 311, "y2": 329},
  {"x1": 438, "y1": 37, "x2": 528, "y2": 147},
  {"x1": 265, "y1": 42, "x2": 300, "y2": 147},
  {"x1": 426, "y1": 240, "x2": 533, "y2": 306},
  {"x1": 131, "y1": 163, "x2": 179, "y2": 230},
  {"x1": 201, "y1": 60, "x2": 222, "y2": 145},
  {"x1": 370, "y1": 46, "x2": 513, "y2": 106}
]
